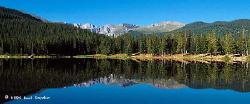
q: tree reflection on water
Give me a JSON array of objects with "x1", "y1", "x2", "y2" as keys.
[{"x1": 1, "y1": 59, "x2": 250, "y2": 103}]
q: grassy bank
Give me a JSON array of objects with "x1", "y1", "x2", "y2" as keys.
[
  {"x1": 63, "y1": 54, "x2": 250, "y2": 63},
  {"x1": 1, "y1": 54, "x2": 249, "y2": 63},
  {"x1": 131, "y1": 54, "x2": 249, "y2": 63},
  {"x1": 73, "y1": 54, "x2": 130, "y2": 60},
  {"x1": 0, "y1": 54, "x2": 71, "y2": 59}
]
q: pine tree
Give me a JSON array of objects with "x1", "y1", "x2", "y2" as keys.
[
  {"x1": 222, "y1": 33, "x2": 233, "y2": 54},
  {"x1": 207, "y1": 31, "x2": 217, "y2": 55},
  {"x1": 247, "y1": 36, "x2": 250, "y2": 55},
  {"x1": 98, "y1": 37, "x2": 111, "y2": 55},
  {"x1": 139, "y1": 35, "x2": 147, "y2": 54},
  {"x1": 236, "y1": 30, "x2": 245, "y2": 55},
  {"x1": 191, "y1": 34, "x2": 198, "y2": 54},
  {"x1": 124, "y1": 34, "x2": 133, "y2": 55},
  {"x1": 176, "y1": 32, "x2": 185, "y2": 54},
  {"x1": 159, "y1": 35, "x2": 166, "y2": 56}
]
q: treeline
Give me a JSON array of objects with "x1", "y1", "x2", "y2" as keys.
[
  {"x1": 99, "y1": 29, "x2": 250, "y2": 56},
  {"x1": 0, "y1": 18, "x2": 109, "y2": 55},
  {"x1": 2, "y1": 59, "x2": 250, "y2": 94},
  {"x1": 0, "y1": 6, "x2": 110, "y2": 55},
  {"x1": 1, "y1": 19, "x2": 250, "y2": 56},
  {"x1": 2, "y1": 7, "x2": 250, "y2": 56}
]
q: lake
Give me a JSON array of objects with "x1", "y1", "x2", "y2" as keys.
[{"x1": 1, "y1": 59, "x2": 250, "y2": 104}]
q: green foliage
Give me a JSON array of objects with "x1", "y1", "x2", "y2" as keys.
[
  {"x1": 247, "y1": 56, "x2": 250, "y2": 62},
  {"x1": 222, "y1": 33, "x2": 233, "y2": 54},
  {"x1": 177, "y1": 19, "x2": 250, "y2": 36},
  {"x1": 123, "y1": 34, "x2": 133, "y2": 55},
  {"x1": 0, "y1": 7, "x2": 42, "y2": 21},
  {"x1": 0, "y1": 7, "x2": 111, "y2": 55},
  {"x1": 236, "y1": 31, "x2": 245, "y2": 55},
  {"x1": 159, "y1": 35, "x2": 167, "y2": 55},
  {"x1": 176, "y1": 32, "x2": 186, "y2": 53},
  {"x1": 146, "y1": 35, "x2": 154, "y2": 54},
  {"x1": 207, "y1": 31, "x2": 217, "y2": 54},
  {"x1": 98, "y1": 37, "x2": 111, "y2": 55},
  {"x1": 223, "y1": 55, "x2": 231, "y2": 62},
  {"x1": 138, "y1": 34, "x2": 147, "y2": 53},
  {"x1": 2, "y1": 7, "x2": 250, "y2": 56}
]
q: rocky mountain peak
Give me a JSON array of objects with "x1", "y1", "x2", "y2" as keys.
[{"x1": 73, "y1": 21, "x2": 185, "y2": 36}]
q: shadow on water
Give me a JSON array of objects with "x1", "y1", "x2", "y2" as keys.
[{"x1": 1, "y1": 59, "x2": 250, "y2": 103}]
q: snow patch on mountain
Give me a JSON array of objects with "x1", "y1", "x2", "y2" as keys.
[{"x1": 73, "y1": 21, "x2": 185, "y2": 36}]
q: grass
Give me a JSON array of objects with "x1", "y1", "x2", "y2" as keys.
[
  {"x1": 0, "y1": 54, "x2": 67, "y2": 59},
  {"x1": 131, "y1": 54, "x2": 248, "y2": 63},
  {"x1": 0, "y1": 53, "x2": 249, "y2": 63},
  {"x1": 247, "y1": 56, "x2": 250, "y2": 62},
  {"x1": 131, "y1": 54, "x2": 154, "y2": 60},
  {"x1": 222, "y1": 55, "x2": 231, "y2": 62},
  {"x1": 73, "y1": 54, "x2": 130, "y2": 59}
]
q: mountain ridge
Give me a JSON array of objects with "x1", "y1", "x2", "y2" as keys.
[
  {"x1": 74, "y1": 21, "x2": 185, "y2": 36},
  {"x1": 176, "y1": 19, "x2": 250, "y2": 35},
  {"x1": 0, "y1": 6, "x2": 43, "y2": 22},
  {"x1": 2, "y1": 6, "x2": 250, "y2": 36}
]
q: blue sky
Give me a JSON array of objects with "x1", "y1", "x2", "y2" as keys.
[{"x1": 1, "y1": 0, "x2": 250, "y2": 26}]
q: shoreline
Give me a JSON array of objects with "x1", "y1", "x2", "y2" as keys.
[
  {"x1": 0, "y1": 54, "x2": 249, "y2": 63},
  {"x1": 74, "y1": 54, "x2": 249, "y2": 63},
  {"x1": 130, "y1": 54, "x2": 249, "y2": 63},
  {"x1": 0, "y1": 55, "x2": 71, "y2": 59}
]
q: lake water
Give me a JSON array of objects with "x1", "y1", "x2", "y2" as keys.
[{"x1": 1, "y1": 59, "x2": 250, "y2": 104}]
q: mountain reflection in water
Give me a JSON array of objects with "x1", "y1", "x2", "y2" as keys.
[
  {"x1": 1, "y1": 59, "x2": 250, "y2": 103},
  {"x1": 73, "y1": 74, "x2": 186, "y2": 89}
]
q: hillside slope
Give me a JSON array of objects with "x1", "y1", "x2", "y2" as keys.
[
  {"x1": 0, "y1": 6, "x2": 105, "y2": 55},
  {"x1": 176, "y1": 19, "x2": 250, "y2": 35},
  {"x1": 0, "y1": 7, "x2": 42, "y2": 21}
]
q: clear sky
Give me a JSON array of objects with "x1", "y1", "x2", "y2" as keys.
[{"x1": 1, "y1": 0, "x2": 250, "y2": 26}]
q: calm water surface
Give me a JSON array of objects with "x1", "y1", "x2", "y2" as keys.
[{"x1": 1, "y1": 59, "x2": 250, "y2": 104}]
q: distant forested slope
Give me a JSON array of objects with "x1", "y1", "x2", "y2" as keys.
[
  {"x1": 176, "y1": 19, "x2": 250, "y2": 35},
  {"x1": 0, "y1": 6, "x2": 108, "y2": 55},
  {"x1": 2, "y1": 6, "x2": 250, "y2": 56}
]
